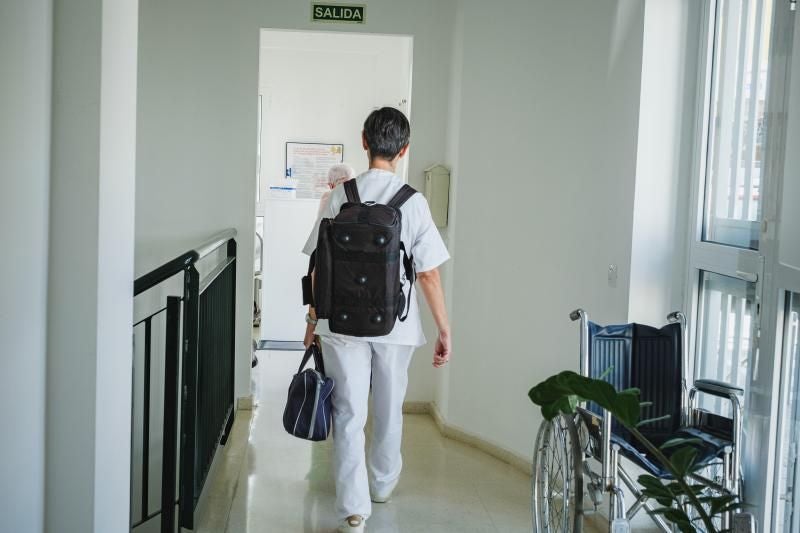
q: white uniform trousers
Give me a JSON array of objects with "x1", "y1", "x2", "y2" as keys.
[{"x1": 320, "y1": 336, "x2": 415, "y2": 521}]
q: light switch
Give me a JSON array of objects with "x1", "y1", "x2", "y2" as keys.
[{"x1": 608, "y1": 264, "x2": 618, "y2": 288}]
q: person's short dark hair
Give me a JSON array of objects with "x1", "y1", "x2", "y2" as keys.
[{"x1": 363, "y1": 107, "x2": 410, "y2": 161}]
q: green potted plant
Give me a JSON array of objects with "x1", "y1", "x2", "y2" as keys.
[{"x1": 528, "y1": 370, "x2": 746, "y2": 533}]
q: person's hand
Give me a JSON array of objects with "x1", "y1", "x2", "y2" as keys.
[
  {"x1": 433, "y1": 329, "x2": 451, "y2": 368},
  {"x1": 303, "y1": 323, "x2": 316, "y2": 349}
]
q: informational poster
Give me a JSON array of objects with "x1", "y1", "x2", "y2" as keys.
[{"x1": 280, "y1": 142, "x2": 344, "y2": 200}]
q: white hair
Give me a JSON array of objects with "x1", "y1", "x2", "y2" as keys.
[{"x1": 328, "y1": 163, "x2": 355, "y2": 187}]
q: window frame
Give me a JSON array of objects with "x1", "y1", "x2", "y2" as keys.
[
  {"x1": 767, "y1": 4, "x2": 800, "y2": 525},
  {"x1": 683, "y1": 1, "x2": 796, "y2": 528},
  {"x1": 684, "y1": 0, "x2": 765, "y2": 382},
  {"x1": 773, "y1": 291, "x2": 800, "y2": 531}
]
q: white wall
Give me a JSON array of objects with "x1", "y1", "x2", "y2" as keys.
[
  {"x1": 443, "y1": 0, "x2": 647, "y2": 459},
  {"x1": 137, "y1": 0, "x2": 457, "y2": 403},
  {"x1": 0, "y1": 1, "x2": 51, "y2": 531},
  {"x1": 136, "y1": 0, "x2": 259, "y2": 402},
  {"x1": 46, "y1": 1, "x2": 138, "y2": 531},
  {"x1": 628, "y1": 0, "x2": 700, "y2": 325},
  {"x1": 435, "y1": 2, "x2": 467, "y2": 420}
]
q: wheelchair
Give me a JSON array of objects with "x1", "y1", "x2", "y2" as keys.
[{"x1": 532, "y1": 309, "x2": 748, "y2": 532}]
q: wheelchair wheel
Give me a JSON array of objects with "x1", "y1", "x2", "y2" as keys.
[{"x1": 532, "y1": 414, "x2": 583, "y2": 532}]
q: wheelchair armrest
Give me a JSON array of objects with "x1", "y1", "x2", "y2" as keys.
[{"x1": 693, "y1": 379, "x2": 744, "y2": 399}]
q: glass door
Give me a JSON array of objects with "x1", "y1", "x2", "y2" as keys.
[
  {"x1": 775, "y1": 293, "x2": 800, "y2": 532},
  {"x1": 769, "y1": 6, "x2": 800, "y2": 530},
  {"x1": 687, "y1": 0, "x2": 772, "y2": 416},
  {"x1": 684, "y1": 1, "x2": 796, "y2": 527}
]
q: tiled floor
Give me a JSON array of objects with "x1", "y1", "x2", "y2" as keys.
[
  {"x1": 193, "y1": 350, "x2": 658, "y2": 532},
  {"x1": 193, "y1": 350, "x2": 536, "y2": 532}
]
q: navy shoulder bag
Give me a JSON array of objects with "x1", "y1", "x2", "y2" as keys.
[{"x1": 282, "y1": 343, "x2": 334, "y2": 441}]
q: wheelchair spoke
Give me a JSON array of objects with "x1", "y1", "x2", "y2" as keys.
[{"x1": 533, "y1": 415, "x2": 583, "y2": 532}]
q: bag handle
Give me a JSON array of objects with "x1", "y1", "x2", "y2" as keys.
[
  {"x1": 297, "y1": 343, "x2": 326, "y2": 375},
  {"x1": 344, "y1": 180, "x2": 361, "y2": 204},
  {"x1": 302, "y1": 250, "x2": 316, "y2": 306}
]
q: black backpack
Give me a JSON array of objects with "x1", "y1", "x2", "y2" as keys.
[{"x1": 302, "y1": 180, "x2": 416, "y2": 337}]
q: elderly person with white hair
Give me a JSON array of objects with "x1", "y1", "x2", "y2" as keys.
[{"x1": 318, "y1": 163, "x2": 355, "y2": 216}]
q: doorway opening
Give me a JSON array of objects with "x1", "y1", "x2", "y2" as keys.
[{"x1": 253, "y1": 29, "x2": 414, "y2": 347}]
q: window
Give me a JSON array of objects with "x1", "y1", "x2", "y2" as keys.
[
  {"x1": 695, "y1": 271, "x2": 757, "y2": 413},
  {"x1": 690, "y1": 0, "x2": 770, "y2": 408},
  {"x1": 775, "y1": 293, "x2": 800, "y2": 532},
  {"x1": 703, "y1": 0, "x2": 774, "y2": 250},
  {"x1": 686, "y1": 1, "x2": 796, "y2": 527}
]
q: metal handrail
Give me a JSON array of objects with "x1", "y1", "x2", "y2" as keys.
[
  {"x1": 134, "y1": 228, "x2": 237, "y2": 296},
  {"x1": 195, "y1": 228, "x2": 237, "y2": 260},
  {"x1": 131, "y1": 228, "x2": 237, "y2": 533}
]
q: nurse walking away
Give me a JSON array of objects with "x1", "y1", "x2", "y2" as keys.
[{"x1": 302, "y1": 107, "x2": 451, "y2": 532}]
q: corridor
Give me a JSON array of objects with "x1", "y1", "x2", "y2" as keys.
[
  {"x1": 7, "y1": 1, "x2": 800, "y2": 531},
  {"x1": 194, "y1": 350, "x2": 534, "y2": 533}
]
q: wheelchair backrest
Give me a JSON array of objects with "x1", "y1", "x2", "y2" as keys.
[{"x1": 587, "y1": 321, "x2": 683, "y2": 441}]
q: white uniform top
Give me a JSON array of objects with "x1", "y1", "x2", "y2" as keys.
[{"x1": 303, "y1": 169, "x2": 449, "y2": 347}]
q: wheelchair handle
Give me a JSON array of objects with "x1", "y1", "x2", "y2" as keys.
[
  {"x1": 667, "y1": 311, "x2": 690, "y2": 426},
  {"x1": 667, "y1": 311, "x2": 685, "y2": 323},
  {"x1": 570, "y1": 309, "x2": 590, "y2": 378},
  {"x1": 569, "y1": 308, "x2": 586, "y2": 322}
]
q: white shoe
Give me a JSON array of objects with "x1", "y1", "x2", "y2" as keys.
[{"x1": 338, "y1": 515, "x2": 365, "y2": 532}]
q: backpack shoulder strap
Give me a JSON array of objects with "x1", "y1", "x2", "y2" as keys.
[
  {"x1": 343, "y1": 180, "x2": 361, "y2": 204},
  {"x1": 387, "y1": 184, "x2": 417, "y2": 209}
]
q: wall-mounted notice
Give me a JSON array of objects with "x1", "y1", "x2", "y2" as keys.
[
  {"x1": 311, "y1": 3, "x2": 365, "y2": 24},
  {"x1": 284, "y1": 142, "x2": 344, "y2": 199}
]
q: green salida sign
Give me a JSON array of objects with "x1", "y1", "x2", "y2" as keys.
[{"x1": 312, "y1": 3, "x2": 365, "y2": 24}]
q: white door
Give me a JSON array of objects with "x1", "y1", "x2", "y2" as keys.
[{"x1": 257, "y1": 30, "x2": 413, "y2": 342}]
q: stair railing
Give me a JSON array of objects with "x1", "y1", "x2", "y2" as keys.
[{"x1": 131, "y1": 229, "x2": 237, "y2": 532}]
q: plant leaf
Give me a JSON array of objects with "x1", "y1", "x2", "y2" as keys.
[
  {"x1": 598, "y1": 366, "x2": 614, "y2": 380},
  {"x1": 638, "y1": 475, "x2": 676, "y2": 507},
  {"x1": 661, "y1": 508, "x2": 693, "y2": 531},
  {"x1": 669, "y1": 446, "x2": 699, "y2": 478},
  {"x1": 528, "y1": 370, "x2": 642, "y2": 426},
  {"x1": 710, "y1": 495, "x2": 739, "y2": 516}
]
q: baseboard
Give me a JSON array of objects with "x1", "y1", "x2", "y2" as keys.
[
  {"x1": 403, "y1": 401, "x2": 533, "y2": 476},
  {"x1": 237, "y1": 395, "x2": 255, "y2": 411},
  {"x1": 401, "y1": 401, "x2": 432, "y2": 415}
]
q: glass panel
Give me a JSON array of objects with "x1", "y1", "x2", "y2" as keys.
[
  {"x1": 776, "y1": 293, "x2": 800, "y2": 532},
  {"x1": 703, "y1": 0, "x2": 774, "y2": 250},
  {"x1": 696, "y1": 271, "x2": 757, "y2": 413}
]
